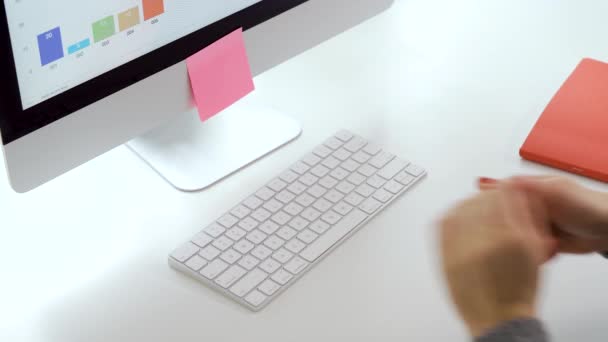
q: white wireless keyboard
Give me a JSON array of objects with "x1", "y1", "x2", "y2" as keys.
[{"x1": 169, "y1": 130, "x2": 426, "y2": 311}]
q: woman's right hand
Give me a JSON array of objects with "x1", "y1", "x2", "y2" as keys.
[{"x1": 479, "y1": 176, "x2": 608, "y2": 254}]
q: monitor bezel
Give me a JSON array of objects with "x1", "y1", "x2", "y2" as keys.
[{"x1": 0, "y1": 0, "x2": 308, "y2": 145}]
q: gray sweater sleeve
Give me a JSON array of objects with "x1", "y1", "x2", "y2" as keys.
[{"x1": 475, "y1": 319, "x2": 549, "y2": 342}]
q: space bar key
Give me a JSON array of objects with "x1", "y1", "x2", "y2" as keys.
[{"x1": 300, "y1": 209, "x2": 368, "y2": 262}]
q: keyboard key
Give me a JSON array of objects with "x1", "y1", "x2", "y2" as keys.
[
  {"x1": 395, "y1": 171, "x2": 415, "y2": 185},
  {"x1": 263, "y1": 199, "x2": 283, "y2": 214},
  {"x1": 333, "y1": 148, "x2": 352, "y2": 161},
  {"x1": 367, "y1": 175, "x2": 387, "y2": 189},
  {"x1": 321, "y1": 210, "x2": 343, "y2": 225},
  {"x1": 230, "y1": 268, "x2": 268, "y2": 297},
  {"x1": 359, "y1": 198, "x2": 382, "y2": 214},
  {"x1": 213, "y1": 236, "x2": 234, "y2": 251},
  {"x1": 277, "y1": 227, "x2": 297, "y2": 241},
  {"x1": 344, "y1": 136, "x2": 367, "y2": 152},
  {"x1": 259, "y1": 221, "x2": 280, "y2": 235},
  {"x1": 324, "y1": 189, "x2": 344, "y2": 203},
  {"x1": 324, "y1": 137, "x2": 343, "y2": 150},
  {"x1": 251, "y1": 208, "x2": 272, "y2": 222},
  {"x1": 335, "y1": 130, "x2": 354, "y2": 142},
  {"x1": 259, "y1": 279, "x2": 281, "y2": 296},
  {"x1": 358, "y1": 164, "x2": 378, "y2": 177},
  {"x1": 256, "y1": 187, "x2": 275, "y2": 201},
  {"x1": 373, "y1": 189, "x2": 393, "y2": 203},
  {"x1": 301, "y1": 207, "x2": 321, "y2": 222},
  {"x1": 247, "y1": 230, "x2": 268, "y2": 245},
  {"x1": 310, "y1": 165, "x2": 330, "y2": 178},
  {"x1": 384, "y1": 180, "x2": 405, "y2": 194},
  {"x1": 363, "y1": 143, "x2": 381, "y2": 155},
  {"x1": 260, "y1": 258, "x2": 282, "y2": 274},
  {"x1": 285, "y1": 239, "x2": 306, "y2": 254},
  {"x1": 243, "y1": 196, "x2": 264, "y2": 210},
  {"x1": 238, "y1": 217, "x2": 259, "y2": 232},
  {"x1": 296, "y1": 193, "x2": 316, "y2": 207},
  {"x1": 297, "y1": 229, "x2": 319, "y2": 244},
  {"x1": 234, "y1": 240, "x2": 255, "y2": 254},
  {"x1": 330, "y1": 167, "x2": 349, "y2": 180},
  {"x1": 369, "y1": 151, "x2": 395, "y2": 169},
  {"x1": 244, "y1": 290, "x2": 267, "y2": 307},
  {"x1": 171, "y1": 242, "x2": 200, "y2": 262},
  {"x1": 319, "y1": 175, "x2": 338, "y2": 189},
  {"x1": 272, "y1": 211, "x2": 292, "y2": 225},
  {"x1": 215, "y1": 265, "x2": 247, "y2": 289},
  {"x1": 200, "y1": 259, "x2": 229, "y2": 280},
  {"x1": 300, "y1": 209, "x2": 368, "y2": 262},
  {"x1": 226, "y1": 227, "x2": 247, "y2": 241},
  {"x1": 272, "y1": 248, "x2": 294, "y2": 264},
  {"x1": 205, "y1": 223, "x2": 226, "y2": 238},
  {"x1": 218, "y1": 214, "x2": 239, "y2": 228},
  {"x1": 344, "y1": 192, "x2": 365, "y2": 206},
  {"x1": 299, "y1": 173, "x2": 319, "y2": 186},
  {"x1": 309, "y1": 220, "x2": 330, "y2": 234},
  {"x1": 284, "y1": 257, "x2": 309, "y2": 275},
  {"x1": 290, "y1": 161, "x2": 310, "y2": 175},
  {"x1": 271, "y1": 269, "x2": 294, "y2": 285},
  {"x1": 264, "y1": 236, "x2": 285, "y2": 250},
  {"x1": 356, "y1": 184, "x2": 375, "y2": 197},
  {"x1": 302, "y1": 153, "x2": 322, "y2": 166},
  {"x1": 287, "y1": 181, "x2": 307, "y2": 195},
  {"x1": 185, "y1": 255, "x2": 208, "y2": 271},
  {"x1": 284, "y1": 202, "x2": 304, "y2": 216},
  {"x1": 199, "y1": 245, "x2": 221, "y2": 260},
  {"x1": 334, "y1": 202, "x2": 354, "y2": 215},
  {"x1": 405, "y1": 164, "x2": 425, "y2": 177},
  {"x1": 307, "y1": 184, "x2": 327, "y2": 198},
  {"x1": 231, "y1": 205, "x2": 251, "y2": 219},
  {"x1": 336, "y1": 181, "x2": 356, "y2": 194},
  {"x1": 378, "y1": 158, "x2": 409, "y2": 180},
  {"x1": 268, "y1": 179, "x2": 288, "y2": 192},
  {"x1": 220, "y1": 249, "x2": 242, "y2": 264},
  {"x1": 347, "y1": 172, "x2": 366, "y2": 185},
  {"x1": 313, "y1": 145, "x2": 333, "y2": 158},
  {"x1": 251, "y1": 245, "x2": 273, "y2": 260},
  {"x1": 352, "y1": 151, "x2": 371, "y2": 164},
  {"x1": 276, "y1": 190, "x2": 296, "y2": 204},
  {"x1": 191, "y1": 232, "x2": 213, "y2": 248},
  {"x1": 238, "y1": 255, "x2": 260, "y2": 271},
  {"x1": 279, "y1": 170, "x2": 299, "y2": 183},
  {"x1": 313, "y1": 198, "x2": 333, "y2": 212},
  {"x1": 322, "y1": 156, "x2": 341, "y2": 169},
  {"x1": 289, "y1": 217, "x2": 309, "y2": 231},
  {"x1": 341, "y1": 159, "x2": 362, "y2": 172}
]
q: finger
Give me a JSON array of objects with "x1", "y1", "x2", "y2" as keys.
[{"x1": 478, "y1": 177, "x2": 499, "y2": 190}]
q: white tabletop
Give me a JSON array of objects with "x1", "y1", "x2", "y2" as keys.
[{"x1": 2, "y1": 1, "x2": 608, "y2": 341}]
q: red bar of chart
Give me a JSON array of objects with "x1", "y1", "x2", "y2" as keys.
[{"x1": 142, "y1": 0, "x2": 165, "y2": 21}]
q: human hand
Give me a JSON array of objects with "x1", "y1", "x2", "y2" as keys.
[
  {"x1": 479, "y1": 176, "x2": 608, "y2": 254},
  {"x1": 439, "y1": 182, "x2": 556, "y2": 337}
]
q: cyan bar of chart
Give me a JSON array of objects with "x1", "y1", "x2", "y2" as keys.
[
  {"x1": 67, "y1": 38, "x2": 91, "y2": 54},
  {"x1": 37, "y1": 27, "x2": 64, "y2": 66}
]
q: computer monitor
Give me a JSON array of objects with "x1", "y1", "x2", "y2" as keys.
[{"x1": 0, "y1": 0, "x2": 393, "y2": 193}]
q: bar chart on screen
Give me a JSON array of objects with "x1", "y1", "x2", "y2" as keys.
[{"x1": 5, "y1": 0, "x2": 260, "y2": 109}]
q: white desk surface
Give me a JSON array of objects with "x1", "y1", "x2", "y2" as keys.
[{"x1": 2, "y1": 1, "x2": 608, "y2": 341}]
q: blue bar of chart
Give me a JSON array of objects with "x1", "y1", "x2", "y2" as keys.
[
  {"x1": 67, "y1": 38, "x2": 91, "y2": 54},
  {"x1": 37, "y1": 27, "x2": 64, "y2": 66}
]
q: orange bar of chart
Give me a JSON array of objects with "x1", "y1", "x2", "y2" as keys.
[
  {"x1": 118, "y1": 7, "x2": 141, "y2": 31},
  {"x1": 142, "y1": 0, "x2": 164, "y2": 21}
]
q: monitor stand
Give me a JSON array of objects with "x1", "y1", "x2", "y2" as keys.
[{"x1": 126, "y1": 99, "x2": 301, "y2": 191}]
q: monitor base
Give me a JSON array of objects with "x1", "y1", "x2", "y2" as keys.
[{"x1": 126, "y1": 99, "x2": 302, "y2": 192}]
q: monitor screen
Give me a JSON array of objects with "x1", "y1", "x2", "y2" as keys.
[{"x1": 3, "y1": 0, "x2": 261, "y2": 110}]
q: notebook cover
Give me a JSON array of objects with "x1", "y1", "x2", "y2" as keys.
[{"x1": 520, "y1": 58, "x2": 608, "y2": 182}]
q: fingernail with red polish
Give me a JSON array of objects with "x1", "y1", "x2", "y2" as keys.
[{"x1": 478, "y1": 177, "x2": 498, "y2": 185}]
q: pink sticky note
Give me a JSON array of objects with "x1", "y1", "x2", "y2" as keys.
[{"x1": 186, "y1": 28, "x2": 255, "y2": 122}]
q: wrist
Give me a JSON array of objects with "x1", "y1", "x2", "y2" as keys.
[{"x1": 466, "y1": 303, "x2": 537, "y2": 338}]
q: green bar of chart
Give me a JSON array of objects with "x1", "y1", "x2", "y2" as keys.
[{"x1": 92, "y1": 15, "x2": 116, "y2": 43}]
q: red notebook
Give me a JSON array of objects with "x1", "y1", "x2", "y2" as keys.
[{"x1": 520, "y1": 58, "x2": 608, "y2": 182}]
